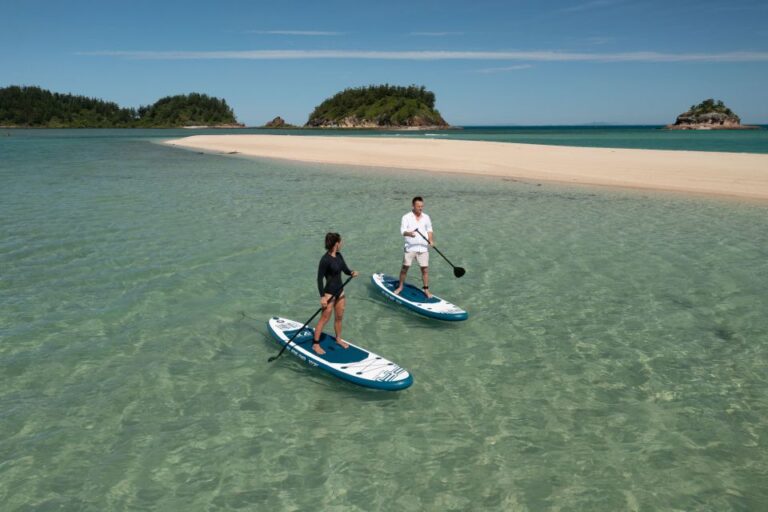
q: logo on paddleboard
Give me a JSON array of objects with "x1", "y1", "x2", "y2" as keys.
[{"x1": 376, "y1": 366, "x2": 405, "y2": 382}]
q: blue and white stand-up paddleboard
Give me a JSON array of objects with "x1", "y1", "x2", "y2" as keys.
[
  {"x1": 267, "y1": 317, "x2": 413, "y2": 391},
  {"x1": 371, "y1": 273, "x2": 468, "y2": 321}
]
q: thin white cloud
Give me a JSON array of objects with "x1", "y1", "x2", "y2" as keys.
[
  {"x1": 246, "y1": 30, "x2": 343, "y2": 36},
  {"x1": 558, "y1": 0, "x2": 626, "y2": 13},
  {"x1": 474, "y1": 64, "x2": 533, "y2": 73},
  {"x1": 410, "y1": 32, "x2": 464, "y2": 37},
  {"x1": 79, "y1": 49, "x2": 768, "y2": 63}
]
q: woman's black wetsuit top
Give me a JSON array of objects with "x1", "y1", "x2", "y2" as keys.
[{"x1": 317, "y1": 252, "x2": 352, "y2": 297}]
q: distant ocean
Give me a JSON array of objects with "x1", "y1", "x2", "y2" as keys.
[
  {"x1": 428, "y1": 125, "x2": 768, "y2": 153},
  {"x1": 2, "y1": 128, "x2": 767, "y2": 510},
  {"x1": 230, "y1": 124, "x2": 768, "y2": 154},
  {"x1": 5, "y1": 124, "x2": 767, "y2": 153}
]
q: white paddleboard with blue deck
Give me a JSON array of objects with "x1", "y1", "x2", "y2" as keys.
[
  {"x1": 371, "y1": 273, "x2": 468, "y2": 321},
  {"x1": 267, "y1": 317, "x2": 413, "y2": 391}
]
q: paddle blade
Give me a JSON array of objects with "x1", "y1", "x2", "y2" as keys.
[{"x1": 454, "y1": 267, "x2": 466, "y2": 278}]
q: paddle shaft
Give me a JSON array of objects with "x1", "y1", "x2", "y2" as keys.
[
  {"x1": 267, "y1": 275, "x2": 354, "y2": 362},
  {"x1": 415, "y1": 229, "x2": 459, "y2": 269}
]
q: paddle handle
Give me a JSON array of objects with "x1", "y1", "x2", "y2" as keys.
[{"x1": 268, "y1": 275, "x2": 354, "y2": 362}]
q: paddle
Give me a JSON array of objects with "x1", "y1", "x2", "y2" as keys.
[
  {"x1": 415, "y1": 228, "x2": 466, "y2": 278},
  {"x1": 267, "y1": 275, "x2": 355, "y2": 363}
]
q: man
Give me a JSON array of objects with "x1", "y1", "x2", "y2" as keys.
[{"x1": 394, "y1": 196, "x2": 434, "y2": 298}]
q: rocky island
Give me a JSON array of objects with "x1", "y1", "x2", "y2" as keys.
[
  {"x1": 666, "y1": 99, "x2": 758, "y2": 130},
  {"x1": 262, "y1": 116, "x2": 296, "y2": 128},
  {"x1": 305, "y1": 84, "x2": 449, "y2": 129}
]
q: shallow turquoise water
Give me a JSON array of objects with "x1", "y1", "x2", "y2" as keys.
[{"x1": 1, "y1": 131, "x2": 767, "y2": 510}]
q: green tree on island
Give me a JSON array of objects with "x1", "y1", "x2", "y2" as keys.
[
  {"x1": 0, "y1": 86, "x2": 240, "y2": 128},
  {"x1": 687, "y1": 99, "x2": 736, "y2": 117},
  {"x1": 306, "y1": 84, "x2": 448, "y2": 127},
  {"x1": 135, "y1": 93, "x2": 237, "y2": 127},
  {"x1": 0, "y1": 86, "x2": 136, "y2": 128}
]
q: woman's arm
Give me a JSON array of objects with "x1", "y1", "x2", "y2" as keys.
[
  {"x1": 317, "y1": 256, "x2": 328, "y2": 296},
  {"x1": 339, "y1": 253, "x2": 353, "y2": 276}
]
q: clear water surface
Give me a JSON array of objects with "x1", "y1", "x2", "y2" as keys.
[{"x1": 1, "y1": 129, "x2": 767, "y2": 510}]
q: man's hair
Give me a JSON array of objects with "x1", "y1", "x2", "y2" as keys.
[
  {"x1": 412, "y1": 196, "x2": 424, "y2": 205},
  {"x1": 325, "y1": 232, "x2": 341, "y2": 251}
]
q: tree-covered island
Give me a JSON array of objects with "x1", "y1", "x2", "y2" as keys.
[
  {"x1": 666, "y1": 99, "x2": 758, "y2": 130},
  {"x1": 0, "y1": 86, "x2": 243, "y2": 128},
  {"x1": 305, "y1": 84, "x2": 450, "y2": 128}
]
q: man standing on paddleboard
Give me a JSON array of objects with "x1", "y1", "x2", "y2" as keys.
[{"x1": 394, "y1": 196, "x2": 434, "y2": 298}]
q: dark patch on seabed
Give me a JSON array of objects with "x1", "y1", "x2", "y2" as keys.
[{"x1": 713, "y1": 325, "x2": 735, "y2": 342}]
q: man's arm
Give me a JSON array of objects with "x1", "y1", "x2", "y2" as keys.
[{"x1": 401, "y1": 215, "x2": 414, "y2": 237}]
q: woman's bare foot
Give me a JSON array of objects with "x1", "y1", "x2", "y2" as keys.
[
  {"x1": 424, "y1": 288, "x2": 433, "y2": 299},
  {"x1": 312, "y1": 342, "x2": 325, "y2": 355},
  {"x1": 337, "y1": 339, "x2": 349, "y2": 349},
  {"x1": 393, "y1": 286, "x2": 403, "y2": 295}
]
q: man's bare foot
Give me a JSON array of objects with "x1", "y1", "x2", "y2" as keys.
[
  {"x1": 393, "y1": 286, "x2": 403, "y2": 295},
  {"x1": 337, "y1": 339, "x2": 349, "y2": 349},
  {"x1": 312, "y1": 343, "x2": 325, "y2": 355},
  {"x1": 424, "y1": 288, "x2": 433, "y2": 299}
]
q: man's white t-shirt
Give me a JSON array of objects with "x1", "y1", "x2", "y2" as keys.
[{"x1": 400, "y1": 211, "x2": 433, "y2": 253}]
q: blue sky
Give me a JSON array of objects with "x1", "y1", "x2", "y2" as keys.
[{"x1": 2, "y1": 0, "x2": 767, "y2": 125}]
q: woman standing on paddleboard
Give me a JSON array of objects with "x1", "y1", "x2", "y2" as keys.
[{"x1": 313, "y1": 232, "x2": 358, "y2": 355}]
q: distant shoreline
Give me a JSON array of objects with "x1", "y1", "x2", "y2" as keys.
[
  {"x1": 165, "y1": 134, "x2": 768, "y2": 202},
  {"x1": 0, "y1": 124, "x2": 245, "y2": 129},
  {"x1": 664, "y1": 124, "x2": 761, "y2": 131},
  {"x1": 2, "y1": 124, "x2": 766, "y2": 129}
]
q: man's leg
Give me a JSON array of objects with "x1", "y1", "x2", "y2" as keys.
[
  {"x1": 418, "y1": 251, "x2": 432, "y2": 298},
  {"x1": 394, "y1": 252, "x2": 413, "y2": 295},
  {"x1": 420, "y1": 266, "x2": 432, "y2": 298},
  {"x1": 394, "y1": 265, "x2": 409, "y2": 295}
]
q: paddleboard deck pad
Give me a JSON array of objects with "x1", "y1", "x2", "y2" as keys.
[
  {"x1": 371, "y1": 273, "x2": 468, "y2": 321},
  {"x1": 267, "y1": 317, "x2": 413, "y2": 391}
]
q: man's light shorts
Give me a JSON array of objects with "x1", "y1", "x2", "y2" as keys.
[{"x1": 403, "y1": 250, "x2": 429, "y2": 267}]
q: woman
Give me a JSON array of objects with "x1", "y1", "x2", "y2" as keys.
[{"x1": 314, "y1": 232, "x2": 358, "y2": 355}]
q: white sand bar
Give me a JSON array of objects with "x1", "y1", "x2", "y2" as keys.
[{"x1": 167, "y1": 135, "x2": 768, "y2": 201}]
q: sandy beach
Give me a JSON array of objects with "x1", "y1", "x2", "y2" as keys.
[{"x1": 166, "y1": 135, "x2": 768, "y2": 201}]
